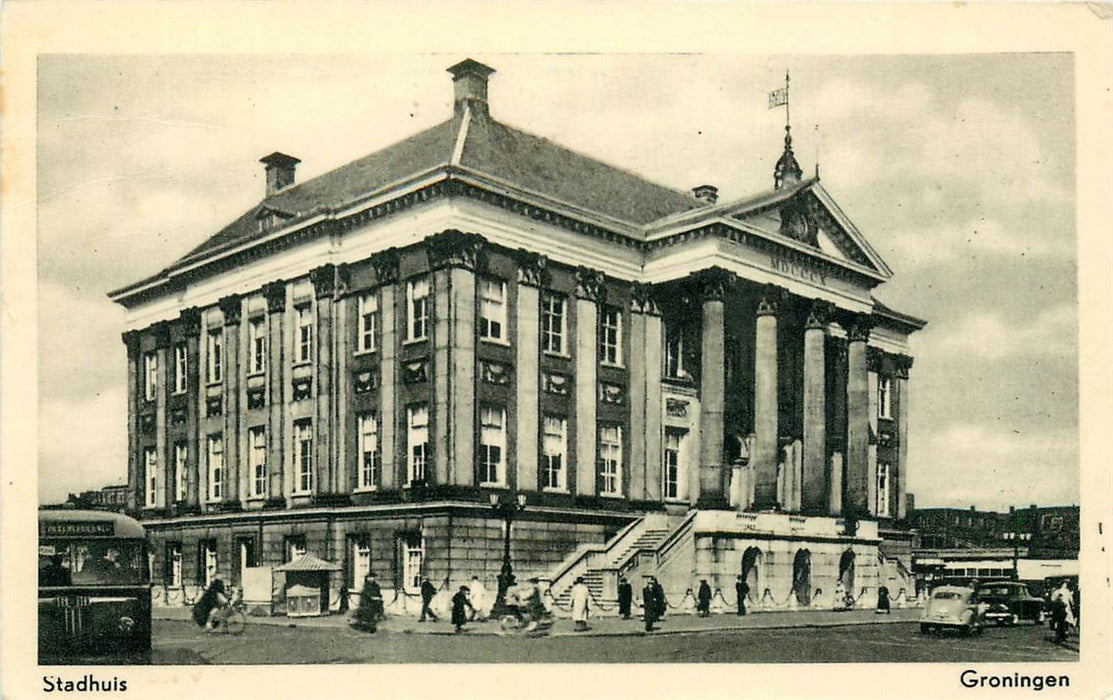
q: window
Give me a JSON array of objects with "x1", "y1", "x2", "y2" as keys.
[
  {"x1": 206, "y1": 330, "x2": 223, "y2": 384},
  {"x1": 248, "y1": 427, "x2": 267, "y2": 498},
  {"x1": 542, "y1": 416, "x2": 567, "y2": 491},
  {"x1": 876, "y1": 462, "x2": 891, "y2": 517},
  {"x1": 296, "y1": 305, "x2": 313, "y2": 364},
  {"x1": 173, "y1": 443, "x2": 188, "y2": 502},
  {"x1": 144, "y1": 447, "x2": 158, "y2": 508},
  {"x1": 407, "y1": 405, "x2": 429, "y2": 485},
  {"x1": 665, "y1": 325, "x2": 689, "y2": 379},
  {"x1": 478, "y1": 405, "x2": 506, "y2": 485},
  {"x1": 357, "y1": 413, "x2": 380, "y2": 490},
  {"x1": 349, "y1": 536, "x2": 371, "y2": 587},
  {"x1": 166, "y1": 542, "x2": 182, "y2": 588},
  {"x1": 541, "y1": 293, "x2": 565, "y2": 354},
  {"x1": 248, "y1": 318, "x2": 267, "y2": 375},
  {"x1": 479, "y1": 279, "x2": 507, "y2": 342},
  {"x1": 600, "y1": 306, "x2": 622, "y2": 366},
  {"x1": 664, "y1": 430, "x2": 684, "y2": 500},
  {"x1": 173, "y1": 343, "x2": 188, "y2": 394},
  {"x1": 878, "y1": 376, "x2": 892, "y2": 419},
  {"x1": 598, "y1": 424, "x2": 623, "y2": 496},
  {"x1": 237, "y1": 538, "x2": 258, "y2": 582},
  {"x1": 199, "y1": 539, "x2": 217, "y2": 588},
  {"x1": 143, "y1": 352, "x2": 158, "y2": 401},
  {"x1": 401, "y1": 534, "x2": 423, "y2": 593},
  {"x1": 294, "y1": 420, "x2": 314, "y2": 494},
  {"x1": 407, "y1": 278, "x2": 430, "y2": 342},
  {"x1": 358, "y1": 293, "x2": 379, "y2": 353},
  {"x1": 286, "y1": 535, "x2": 307, "y2": 562},
  {"x1": 207, "y1": 435, "x2": 224, "y2": 501},
  {"x1": 1049, "y1": 516, "x2": 1064, "y2": 532}
]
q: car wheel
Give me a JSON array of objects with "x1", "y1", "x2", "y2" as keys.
[{"x1": 920, "y1": 623, "x2": 931, "y2": 635}]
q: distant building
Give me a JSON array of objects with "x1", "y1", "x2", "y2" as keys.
[
  {"x1": 911, "y1": 504, "x2": 1078, "y2": 559},
  {"x1": 52, "y1": 484, "x2": 130, "y2": 512},
  {"x1": 109, "y1": 59, "x2": 924, "y2": 613}
]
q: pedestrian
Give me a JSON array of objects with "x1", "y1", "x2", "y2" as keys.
[
  {"x1": 351, "y1": 573, "x2": 380, "y2": 632},
  {"x1": 468, "y1": 575, "x2": 488, "y2": 620},
  {"x1": 452, "y1": 585, "x2": 475, "y2": 633},
  {"x1": 651, "y1": 577, "x2": 667, "y2": 621},
  {"x1": 735, "y1": 575, "x2": 749, "y2": 616},
  {"x1": 876, "y1": 585, "x2": 891, "y2": 614},
  {"x1": 696, "y1": 579, "x2": 712, "y2": 617},
  {"x1": 617, "y1": 576, "x2": 633, "y2": 620},
  {"x1": 571, "y1": 576, "x2": 590, "y2": 631},
  {"x1": 642, "y1": 577, "x2": 660, "y2": 632},
  {"x1": 833, "y1": 580, "x2": 847, "y2": 611},
  {"x1": 338, "y1": 583, "x2": 350, "y2": 614},
  {"x1": 420, "y1": 577, "x2": 439, "y2": 622},
  {"x1": 192, "y1": 578, "x2": 229, "y2": 631}
]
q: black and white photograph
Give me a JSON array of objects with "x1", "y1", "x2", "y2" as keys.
[{"x1": 2, "y1": 3, "x2": 1111, "y2": 699}]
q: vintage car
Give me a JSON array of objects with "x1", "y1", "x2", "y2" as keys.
[
  {"x1": 976, "y1": 581, "x2": 1045, "y2": 626},
  {"x1": 920, "y1": 585, "x2": 983, "y2": 635}
]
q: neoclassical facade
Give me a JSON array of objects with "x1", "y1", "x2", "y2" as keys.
[{"x1": 111, "y1": 59, "x2": 924, "y2": 614}]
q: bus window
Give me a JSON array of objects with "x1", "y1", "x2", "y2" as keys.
[{"x1": 40, "y1": 541, "x2": 148, "y2": 586}]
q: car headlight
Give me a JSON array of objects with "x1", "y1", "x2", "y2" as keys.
[{"x1": 117, "y1": 616, "x2": 135, "y2": 633}]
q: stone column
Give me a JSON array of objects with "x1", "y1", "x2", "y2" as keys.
[
  {"x1": 867, "y1": 349, "x2": 881, "y2": 516},
  {"x1": 643, "y1": 301, "x2": 664, "y2": 503},
  {"x1": 627, "y1": 283, "x2": 652, "y2": 501},
  {"x1": 895, "y1": 355, "x2": 913, "y2": 521},
  {"x1": 515, "y1": 252, "x2": 546, "y2": 492},
  {"x1": 153, "y1": 321, "x2": 171, "y2": 510},
  {"x1": 372, "y1": 250, "x2": 400, "y2": 490},
  {"x1": 180, "y1": 308, "x2": 202, "y2": 509},
  {"x1": 696, "y1": 268, "x2": 732, "y2": 508},
  {"x1": 123, "y1": 331, "x2": 141, "y2": 511},
  {"x1": 311, "y1": 264, "x2": 336, "y2": 496},
  {"x1": 219, "y1": 295, "x2": 242, "y2": 506},
  {"x1": 574, "y1": 266, "x2": 605, "y2": 497},
  {"x1": 752, "y1": 284, "x2": 784, "y2": 510},
  {"x1": 262, "y1": 280, "x2": 287, "y2": 503},
  {"x1": 802, "y1": 300, "x2": 831, "y2": 514},
  {"x1": 335, "y1": 264, "x2": 351, "y2": 494},
  {"x1": 845, "y1": 315, "x2": 872, "y2": 517},
  {"x1": 426, "y1": 230, "x2": 484, "y2": 487}
]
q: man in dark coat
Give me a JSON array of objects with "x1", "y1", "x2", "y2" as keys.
[
  {"x1": 451, "y1": 585, "x2": 475, "y2": 633},
  {"x1": 696, "y1": 579, "x2": 712, "y2": 617},
  {"x1": 617, "y1": 576, "x2": 633, "y2": 619},
  {"x1": 642, "y1": 578, "x2": 658, "y2": 632},
  {"x1": 876, "y1": 585, "x2": 891, "y2": 614},
  {"x1": 420, "y1": 577, "x2": 439, "y2": 622},
  {"x1": 735, "y1": 575, "x2": 749, "y2": 616},
  {"x1": 652, "y1": 577, "x2": 667, "y2": 621}
]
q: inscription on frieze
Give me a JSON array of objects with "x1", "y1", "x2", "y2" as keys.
[{"x1": 770, "y1": 253, "x2": 828, "y2": 286}]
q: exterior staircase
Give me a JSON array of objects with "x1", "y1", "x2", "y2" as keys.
[{"x1": 550, "y1": 523, "x2": 672, "y2": 610}]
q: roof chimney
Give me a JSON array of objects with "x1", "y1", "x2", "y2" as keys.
[
  {"x1": 447, "y1": 58, "x2": 495, "y2": 118},
  {"x1": 692, "y1": 184, "x2": 719, "y2": 205},
  {"x1": 260, "y1": 152, "x2": 300, "y2": 196}
]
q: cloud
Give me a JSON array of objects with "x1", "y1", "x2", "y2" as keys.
[{"x1": 918, "y1": 304, "x2": 1076, "y2": 362}]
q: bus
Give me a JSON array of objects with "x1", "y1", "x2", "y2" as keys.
[{"x1": 38, "y1": 509, "x2": 151, "y2": 662}]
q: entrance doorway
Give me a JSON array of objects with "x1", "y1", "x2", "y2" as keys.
[
  {"x1": 741, "y1": 547, "x2": 762, "y2": 603},
  {"x1": 793, "y1": 549, "x2": 812, "y2": 606}
]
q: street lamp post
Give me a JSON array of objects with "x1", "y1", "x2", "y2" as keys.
[{"x1": 489, "y1": 492, "x2": 527, "y2": 618}]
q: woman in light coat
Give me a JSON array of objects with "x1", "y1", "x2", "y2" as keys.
[{"x1": 570, "y1": 577, "x2": 590, "y2": 631}]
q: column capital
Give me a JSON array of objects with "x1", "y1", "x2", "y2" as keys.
[
  {"x1": 219, "y1": 295, "x2": 242, "y2": 326},
  {"x1": 335, "y1": 263, "x2": 352, "y2": 297},
  {"x1": 152, "y1": 320, "x2": 172, "y2": 349},
  {"x1": 693, "y1": 266, "x2": 735, "y2": 302},
  {"x1": 805, "y1": 299, "x2": 834, "y2": 330},
  {"x1": 866, "y1": 346, "x2": 885, "y2": 372},
  {"x1": 630, "y1": 282, "x2": 660, "y2": 315},
  {"x1": 515, "y1": 249, "x2": 549, "y2": 287},
  {"x1": 847, "y1": 314, "x2": 873, "y2": 343},
  {"x1": 370, "y1": 247, "x2": 401, "y2": 285},
  {"x1": 262, "y1": 280, "x2": 287, "y2": 314},
  {"x1": 574, "y1": 266, "x2": 606, "y2": 303},
  {"x1": 121, "y1": 330, "x2": 140, "y2": 354},
  {"x1": 425, "y1": 229, "x2": 486, "y2": 271},
  {"x1": 894, "y1": 354, "x2": 914, "y2": 379},
  {"x1": 179, "y1": 307, "x2": 201, "y2": 336},
  {"x1": 310, "y1": 263, "x2": 337, "y2": 299},
  {"x1": 756, "y1": 283, "x2": 787, "y2": 317}
]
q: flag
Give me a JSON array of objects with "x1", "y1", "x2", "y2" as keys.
[{"x1": 768, "y1": 87, "x2": 788, "y2": 109}]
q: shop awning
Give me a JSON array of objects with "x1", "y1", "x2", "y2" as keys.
[{"x1": 275, "y1": 554, "x2": 341, "y2": 572}]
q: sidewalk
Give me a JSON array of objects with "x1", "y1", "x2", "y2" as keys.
[{"x1": 154, "y1": 605, "x2": 922, "y2": 638}]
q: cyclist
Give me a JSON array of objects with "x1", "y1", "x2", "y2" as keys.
[{"x1": 192, "y1": 579, "x2": 230, "y2": 632}]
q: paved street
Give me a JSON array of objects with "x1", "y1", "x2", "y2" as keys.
[{"x1": 146, "y1": 612, "x2": 1079, "y2": 664}]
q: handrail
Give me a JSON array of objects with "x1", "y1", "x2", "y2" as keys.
[
  {"x1": 547, "y1": 517, "x2": 646, "y2": 596},
  {"x1": 655, "y1": 511, "x2": 698, "y2": 566}
]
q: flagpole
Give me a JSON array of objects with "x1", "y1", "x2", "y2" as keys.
[{"x1": 785, "y1": 70, "x2": 790, "y2": 131}]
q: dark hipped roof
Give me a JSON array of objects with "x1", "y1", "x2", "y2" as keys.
[{"x1": 174, "y1": 111, "x2": 703, "y2": 268}]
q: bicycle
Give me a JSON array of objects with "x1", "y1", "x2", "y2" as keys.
[{"x1": 211, "y1": 589, "x2": 248, "y2": 636}]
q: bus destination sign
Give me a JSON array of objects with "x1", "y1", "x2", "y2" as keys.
[{"x1": 40, "y1": 521, "x2": 116, "y2": 537}]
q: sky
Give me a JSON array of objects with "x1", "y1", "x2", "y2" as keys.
[{"x1": 36, "y1": 53, "x2": 1078, "y2": 511}]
